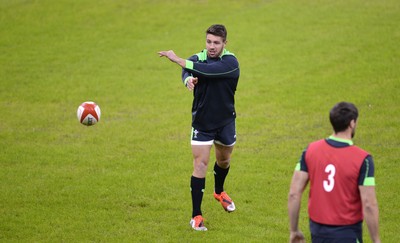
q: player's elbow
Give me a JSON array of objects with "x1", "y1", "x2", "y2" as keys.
[
  {"x1": 288, "y1": 190, "x2": 301, "y2": 201},
  {"x1": 363, "y1": 198, "x2": 379, "y2": 217},
  {"x1": 364, "y1": 201, "x2": 378, "y2": 213}
]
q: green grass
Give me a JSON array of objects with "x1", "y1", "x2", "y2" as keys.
[{"x1": 1, "y1": 0, "x2": 399, "y2": 242}]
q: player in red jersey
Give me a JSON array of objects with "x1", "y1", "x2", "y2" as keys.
[{"x1": 288, "y1": 102, "x2": 380, "y2": 243}]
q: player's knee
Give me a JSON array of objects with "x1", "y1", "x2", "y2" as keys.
[
  {"x1": 194, "y1": 159, "x2": 209, "y2": 173},
  {"x1": 217, "y1": 159, "x2": 230, "y2": 169}
]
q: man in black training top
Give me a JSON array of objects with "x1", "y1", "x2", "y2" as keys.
[{"x1": 159, "y1": 24, "x2": 240, "y2": 231}]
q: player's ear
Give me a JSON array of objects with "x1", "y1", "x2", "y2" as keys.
[{"x1": 349, "y1": 119, "x2": 356, "y2": 129}]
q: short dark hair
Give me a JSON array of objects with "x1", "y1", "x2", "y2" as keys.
[
  {"x1": 206, "y1": 24, "x2": 227, "y2": 41},
  {"x1": 329, "y1": 102, "x2": 359, "y2": 133}
]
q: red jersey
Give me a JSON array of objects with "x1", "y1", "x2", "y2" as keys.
[{"x1": 305, "y1": 139, "x2": 369, "y2": 225}]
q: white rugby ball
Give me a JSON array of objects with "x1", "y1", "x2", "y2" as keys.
[{"x1": 77, "y1": 101, "x2": 101, "y2": 126}]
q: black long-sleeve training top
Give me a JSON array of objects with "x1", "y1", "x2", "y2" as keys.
[{"x1": 181, "y1": 49, "x2": 240, "y2": 131}]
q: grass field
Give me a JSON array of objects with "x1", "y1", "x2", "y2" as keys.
[{"x1": 1, "y1": 0, "x2": 399, "y2": 242}]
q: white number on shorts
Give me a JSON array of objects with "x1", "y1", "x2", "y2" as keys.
[{"x1": 323, "y1": 164, "x2": 336, "y2": 192}]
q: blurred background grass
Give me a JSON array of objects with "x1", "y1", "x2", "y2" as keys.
[{"x1": 1, "y1": 0, "x2": 399, "y2": 241}]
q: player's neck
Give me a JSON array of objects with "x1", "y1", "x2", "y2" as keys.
[{"x1": 332, "y1": 130, "x2": 353, "y2": 141}]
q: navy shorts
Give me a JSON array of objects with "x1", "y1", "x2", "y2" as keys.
[
  {"x1": 191, "y1": 120, "x2": 236, "y2": 146},
  {"x1": 310, "y1": 220, "x2": 363, "y2": 243}
]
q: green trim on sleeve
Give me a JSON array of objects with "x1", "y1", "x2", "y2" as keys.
[
  {"x1": 185, "y1": 60, "x2": 194, "y2": 70},
  {"x1": 295, "y1": 162, "x2": 301, "y2": 171},
  {"x1": 363, "y1": 177, "x2": 376, "y2": 186}
]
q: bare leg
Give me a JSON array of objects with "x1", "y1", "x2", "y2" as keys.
[
  {"x1": 215, "y1": 143, "x2": 234, "y2": 168},
  {"x1": 192, "y1": 145, "x2": 212, "y2": 178}
]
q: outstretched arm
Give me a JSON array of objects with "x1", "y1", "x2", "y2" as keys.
[
  {"x1": 159, "y1": 50, "x2": 197, "y2": 91},
  {"x1": 158, "y1": 50, "x2": 186, "y2": 68}
]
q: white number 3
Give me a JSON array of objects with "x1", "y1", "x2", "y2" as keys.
[{"x1": 323, "y1": 164, "x2": 336, "y2": 192}]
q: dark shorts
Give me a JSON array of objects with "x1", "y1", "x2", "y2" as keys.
[
  {"x1": 191, "y1": 120, "x2": 236, "y2": 146},
  {"x1": 310, "y1": 220, "x2": 363, "y2": 243}
]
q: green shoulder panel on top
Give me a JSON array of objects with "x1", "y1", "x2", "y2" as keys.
[
  {"x1": 221, "y1": 49, "x2": 235, "y2": 57},
  {"x1": 196, "y1": 49, "x2": 208, "y2": 61},
  {"x1": 195, "y1": 49, "x2": 235, "y2": 61}
]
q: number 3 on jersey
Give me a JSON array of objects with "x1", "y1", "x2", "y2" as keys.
[{"x1": 323, "y1": 164, "x2": 336, "y2": 192}]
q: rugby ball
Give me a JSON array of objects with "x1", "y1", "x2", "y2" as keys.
[{"x1": 77, "y1": 101, "x2": 101, "y2": 126}]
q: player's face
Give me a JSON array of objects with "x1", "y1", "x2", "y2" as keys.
[{"x1": 206, "y1": 34, "x2": 226, "y2": 58}]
